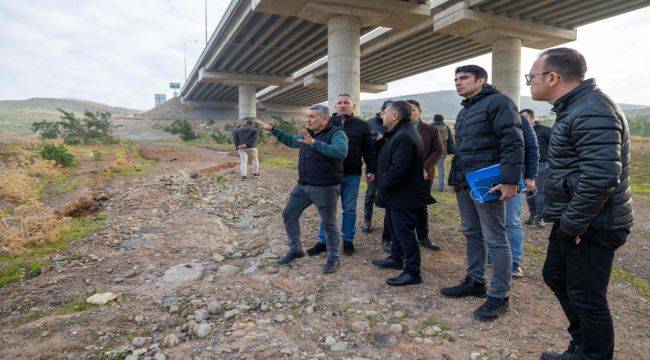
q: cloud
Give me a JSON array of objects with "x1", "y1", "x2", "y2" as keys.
[{"x1": 0, "y1": 1, "x2": 648, "y2": 109}]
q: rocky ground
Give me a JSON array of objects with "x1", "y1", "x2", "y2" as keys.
[{"x1": 0, "y1": 142, "x2": 648, "y2": 360}]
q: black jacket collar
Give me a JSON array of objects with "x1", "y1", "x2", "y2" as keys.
[
  {"x1": 461, "y1": 84, "x2": 500, "y2": 107},
  {"x1": 552, "y1": 78, "x2": 597, "y2": 114}
]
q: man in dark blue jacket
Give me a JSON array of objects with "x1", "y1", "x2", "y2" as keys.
[
  {"x1": 521, "y1": 109, "x2": 552, "y2": 227},
  {"x1": 255, "y1": 105, "x2": 348, "y2": 274},
  {"x1": 440, "y1": 65, "x2": 524, "y2": 321},
  {"x1": 232, "y1": 118, "x2": 260, "y2": 181},
  {"x1": 528, "y1": 48, "x2": 633, "y2": 360},
  {"x1": 371, "y1": 100, "x2": 434, "y2": 286}
]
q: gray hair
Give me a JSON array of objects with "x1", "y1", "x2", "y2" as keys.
[
  {"x1": 309, "y1": 104, "x2": 330, "y2": 118},
  {"x1": 336, "y1": 93, "x2": 355, "y2": 103}
]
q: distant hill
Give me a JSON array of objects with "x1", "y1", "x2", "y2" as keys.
[{"x1": 0, "y1": 98, "x2": 139, "y2": 138}]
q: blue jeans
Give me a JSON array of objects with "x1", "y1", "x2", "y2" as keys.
[
  {"x1": 526, "y1": 162, "x2": 548, "y2": 218},
  {"x1": 283, "y1": 184, "x2": 341, "y2": 261},
  {"x1": 319, "y1": 174, "x2": 361, "y2": 243},
  {"x1": 456, "y1": 189, "x2": 511, "y2": 299},
  {"x1": 489, "y1": 196, "x2": 524, "y2": 266},
  {"x1": 437, "y1": 154, "x2": 446, "y2": 189}
]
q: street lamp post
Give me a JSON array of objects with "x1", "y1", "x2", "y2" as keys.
[{"x1": 184, "y1": 40, "x2": 198, "y2": 80}]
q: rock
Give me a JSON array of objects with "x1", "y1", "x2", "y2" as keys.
[
  {"x1": 256, "y1": 332, "x2": 270, "y2": 341},
  {"x1": 423, "y1": 325, "x2": 442, "y2": 336},
  {"x1": 232, "y1": 329, "x2": 247, "y2": 338},
  {"x1": 217, "y1": 264, "x2": 241, "y2": 276},
  {"x1": 133, "y1": 348, "x2": 147, "y2": 356},
  {"x1": 280, "y1": 347, "x2": 293, "y2": 355},
  {"x1": 132, "y1": 337, "x2": 146, "y2": 347},
  {"x1": 153, "y1": 353, "x2": 166, "y2": 360},
  {"x1": 212, "y1": 253, "x2": 225, "y2": 262},
  {"x1": 207, "y1": 302, "x2": 223, "y2": 314},
  {"x1": 223, "y1": 309, "x2": 240, "y2": 319},
  {"x1": 389, "y1": 324, "x2": 403, "y2": 334},
  {"x1": 134, "y1": 315, "x2": 145, "y2": 323},
  {"x1": 324, "y1": 335, "x2": 336, "y2": 346},
  {"x1": 195, "y1": 323, "x2": 212, "y2": 338},
  {"x1": 305, "y1": 305, "x2": 314, "y2": 315},
  {"x1": 125, "y1": 355, "x2": 138, "y2": 360},
  {"x1": 351, "y1": 320, "x2": 370, "y2": 331},
  {"x1": 161, "y1": 263, "x2": 205, "y2": 285},
  {"x1": 163, "y1": 334, "x2": 180, "y2": 347},
  {"x1": 194, "y1": 309, "x2": 209, "y2": 322},
  {"x1": 393, "y1": 310, "x2": 405, "y2": 319},
  {"x1": 330, "y1": 342, "x2": 347, "y2": 352},
  {"x1": 242, "y1": 265, "x2": 258, "y2": 276},
  {"x1": 371, "y1": 332, "x2": 397, "y2": 348},
  {"x1": 86, "y1": 292, "x2": 117, "y2": 305}
]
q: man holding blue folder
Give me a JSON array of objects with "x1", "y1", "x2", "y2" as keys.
[{"x1": 440, "y1": 65, "x2": 524, "y2": 321}]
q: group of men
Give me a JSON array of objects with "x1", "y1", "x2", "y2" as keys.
[{"x1": 244, "y1": 47, "x2": 632, "y2": 360}]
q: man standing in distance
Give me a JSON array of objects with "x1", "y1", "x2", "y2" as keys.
[
  {"x1": 440, "y1": 65, "x2": 524, "y2": 321},
  {"x1": 308, "y1": 94, "x2": 376, "y2": 257},
  {"x1": 520, "y1": 109, "x2": 551, "y2": 228},
  {"x1": 256, "y1": 105, "x2": 348, "y2": 274},
  {"x1": 433, "y1": 114, "x2": 454, "y2": 192},
  {"x1": 232, "y1": 117, "x2": 260, "y2": 181},
  {"x1": 528, "y1": 48, "x2": 633, "y2": 360}
]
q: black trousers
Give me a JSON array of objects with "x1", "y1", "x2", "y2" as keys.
[
  {"x1": 542, "y1": 222, "x2": 628, "y2": 360},
  {"x1": 385, "y1": 180, "x2": 433, "y2": 243},
  {"x1": 363, "y1": 180, "x2": 377, "y2": 224},
  {"x1": 387, "y1": 208, "x2": 421, "y2": 277}
]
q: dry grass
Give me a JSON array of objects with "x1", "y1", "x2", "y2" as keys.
[
  {"x1": 0, "y1": 169, "x2": 37, "y2": 203},
  {"x1": 0, "y1": 201, "x2": 68, "y2": 253},
  {"x1": 25, "y1": 159, "x2": 58, "y2": 179}
]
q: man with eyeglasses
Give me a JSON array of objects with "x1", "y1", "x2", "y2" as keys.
[
  {"x1": 440, "y1": 65, "x2": 524, "y2": 321},
  {"x1": 527, "y1": 48, "x2": 633, "y2": 360}
]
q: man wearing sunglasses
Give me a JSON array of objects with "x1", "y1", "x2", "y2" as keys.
[{"x1": 528, "y1": 48, "x2": 633, "y2": 360}]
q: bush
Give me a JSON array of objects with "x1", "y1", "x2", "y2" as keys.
[
  {"x1": 164, "y1": 119, "x2": 197, "y2": 141},
  {"x1": 31, "y1": 109, "x2": 117, "y2": 145},
  {"x1": 40, "y1": 144, "x2": 74, "y2": 166},
  {"x1": 629, "y1": 115, "x2": 650, "y2": 137},
  {"x1": 210, "y1": 129, "x2": 231, "y2": 144},
  {"x1": 31, "y1": 121, "x2": 61, "y2": 139}
]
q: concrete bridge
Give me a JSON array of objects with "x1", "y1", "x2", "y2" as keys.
[{"x1": 180, "y1": 0, "x2": 650, "y2": 119}]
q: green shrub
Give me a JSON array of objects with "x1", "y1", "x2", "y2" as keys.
[
  {"x1": 164, "y1": 119, "x2": 197, "y2": 141},
  {"x1": 31, "y1": 120, "x2": 61, "y2": 139},
  {"x1": 40, "y1": 144, "x2": 74, "y2": 166}
]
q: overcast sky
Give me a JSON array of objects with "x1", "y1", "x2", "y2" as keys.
[{"x1": 0, "y1": 1, "x2": 648, "y2": 110}]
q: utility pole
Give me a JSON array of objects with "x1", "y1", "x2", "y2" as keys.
[
  {"x1": 204, "y1": 0, "x2": 208, "y2": 45},
  {"x1": 184, "y1": 40, "x2": 198, "y2": 80}
]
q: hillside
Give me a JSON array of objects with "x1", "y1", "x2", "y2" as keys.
[{"x1": 0, "y1": 98, "x2": 139, "y2": 138}]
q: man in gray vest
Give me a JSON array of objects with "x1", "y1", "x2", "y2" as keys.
[{"x1": 256, "y1": 105, "x2": 348, "y2": 274}]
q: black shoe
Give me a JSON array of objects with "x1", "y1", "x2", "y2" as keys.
[
  {"x1": 386, "y1": 272, "x2": 422, "y2": 286},
  {"x1": 252, "y1": 173, "x2": 260, "y2": 177},
  {"x1": 276, "y1": 249, "x2": 305, "y2": 265},
  {"x1": 306, "y1": 242, "x2": 326, "y2": 256},
  {"x1": 371, "y1": 257, "x2": 403, "y2": 270},
  {"x1": 524, "y1": 215, "x2": 534, "y2": 225},
  {"x1": 533, "y1": 217, "x2": 546, "y2": 228},
  {"x1": 360, "y1": 221, "x2": 372, "y2": 233},
  {"x1": 321, "y1": 259, "x2": 341, "y2": 274},
  {"x1": 343, "y1": 241, "x2": 355, "y2": 256},
  {"x1": 440, "y1": 276, "x2": 487, "y2": 298},
  {"x1": 418, "y1": 238, "x2": 441, "y2": 251},
  {"x1": 474, "y1": 296, "x2": 509, "y2": 321},
  {"x1": 241, "y1": 176, "x2": 247, "y2": 181},
  {"x1": 382, "y1": 240, "x2": 392, "y2": 253},
  {"x1": 540, "y1": 340, "x2": 581, "y2": 359}
]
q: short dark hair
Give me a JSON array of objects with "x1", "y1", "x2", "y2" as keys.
[
  {"x1": 539, "y1": 47, "x2": 587, "y2": 82},
  {"x1": 519, "y1": 109, "x2": 535, "y2": 118},
  {"x1": 455, "y1": 65, "x2": 488, "y2": 81},
  {"x1": 387, "y1": 100, "x2": 412, "y2": 123},
  {"x1": 380, "y1": 100, "x2": 391, "y2": 111},
  {"x1": 433, "y1": 114, "x2": 444, "y2": 122},
  {"x1": 406, "y1": 99, "x2": 421, "y2": 112}
]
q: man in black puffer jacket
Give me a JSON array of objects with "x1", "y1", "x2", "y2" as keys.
[
  {"x1": 371, "y1": 100, "x2": 434, "y2": 286},
  {"x1": 440, "y1": 65, "x2": 524, "y2": 322},
  {"x1": 308, "y1": 93, "x2": 377, "y2": 257},
  {"x1": 528, "y1": 48, "x2": 633, "y2": 360}
]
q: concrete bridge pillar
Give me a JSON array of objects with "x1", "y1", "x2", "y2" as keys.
[
  {"x1": 327, "y1": 15, "x2": 361, "y2": 112},
  {"x1": 238, "y1": 84, "x2": 257, "y2": 119},
  {"x1": 491, "y1": 37, "x2": 522, "y2": 109}
]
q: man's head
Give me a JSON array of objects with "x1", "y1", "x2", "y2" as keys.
[
  {"x1": 527, "y1": 47, "x2": 586, "y2": 103},
  {"x1": 306, "y1": 104, "x2": 330, "y2": 132},
  {"x1": 244, "y1": 117, "x2": 254, "y2": 125},
  {"x1": 433, "y1": 114, "x2": 444, "y2": 123},
  {"x1": 335, "y1": 93, "x2": 355, "y2": 116},
  {"x1": 406, "y1": 100, "x2": 422, "y2": 122},
  {"x1": 454, "y1": 65, "x2": 488, "y2": 98},
  {"x1": 519, "y1": 109, "x2": 535, "y2": 123},
  {"x1": 382, "y1": 100, "x2": 411, "y2": 130}
]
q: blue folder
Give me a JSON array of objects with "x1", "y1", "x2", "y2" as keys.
[{"x1": 466, "y1": 164, "x2": 527, "y2": 204}]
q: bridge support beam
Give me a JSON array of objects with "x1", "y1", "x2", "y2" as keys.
[
  {"x1": 491, "y1": 37, "x2": 521, "y2": 109},
  {"x1": 327, "y1": 15, "x2": 361, "y2": 112},
  {"x1": 238, "y1": 84, "x2": 257, "y2": 120}
]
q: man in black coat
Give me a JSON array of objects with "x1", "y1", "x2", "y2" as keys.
[
  {"x1": 528, "y1": 48, "x2": 633, "y2": 360},
  {"x1": 308, "y1": 93, "x2": 377, "y2": 257},
  {"x1": 371, "y1": 100, "x2": 434, "y2": 286},
  {"x1": 440, "y1": 65, "x2": 524, "y2": 321},
  {"x1": 232, "y1": 118, "x2": 260, "y2": 181},
  {"x1": 520, "y1": 109, "x2": 552, "y2": 227}
]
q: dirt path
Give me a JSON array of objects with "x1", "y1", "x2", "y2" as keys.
[{"x1": 0, "y1": 143, "x2": 648, "y2": 360}]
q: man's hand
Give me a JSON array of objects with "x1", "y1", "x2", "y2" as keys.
[
  {"x1": 423, "y1": 169, "x2": 429, "y2": 179},
  {"x1": 489, "y1": 183, "x2": 518, "y2": 202},
  {"x1": 297, "y1": 129, "x2": 314, "y2": 146},
  {"x1": 237, "y1": 144, "x2": 247, "y2": 149},
  {"x1": 524, "y1": 178, "x2": 536, "y2": 194},
  {"x1": 366, "y1": 173, "x2": 375, "y2": 183},
  {"x1": 255, "y1": 118, "x2": 273, "y2": 131},
  {"x1": 376, "y1": 133, "x2": 383, "y2": 140},
  {"x1": 558, "y1": 226, "x2": 580, "y2": 244}
]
